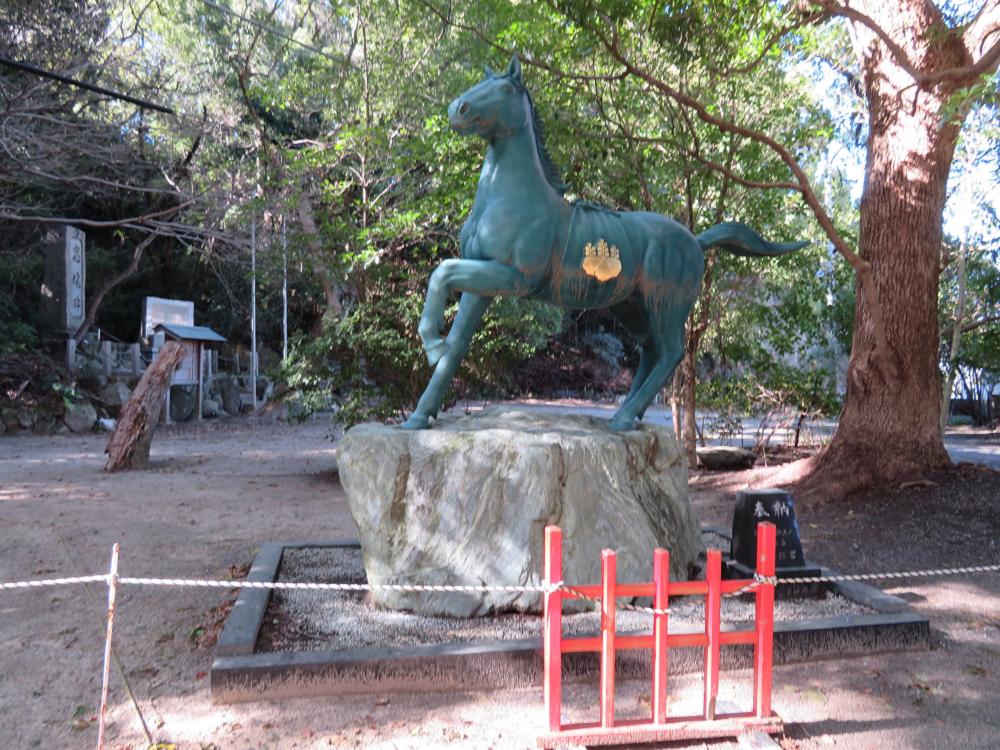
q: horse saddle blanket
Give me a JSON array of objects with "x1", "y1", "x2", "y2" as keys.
[{"x1": 554, "y1": 202, "x2": 637, "y2": 308}]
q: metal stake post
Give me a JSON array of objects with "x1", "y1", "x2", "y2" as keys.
[
  {"x1": 96, "y1": 544, "x2": 120, "y2": 750},
  {"x1": 282, "y1": 218, "x2": 288, "y2": 362},
  {"x1": 250, "y1": 220, "x2": 258, "y2": 411}
]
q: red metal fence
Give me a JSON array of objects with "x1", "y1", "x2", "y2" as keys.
[{"x1": 539, "y1": 522, "x2": 782, "y2": 747}]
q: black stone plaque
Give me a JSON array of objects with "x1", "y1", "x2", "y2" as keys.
[{"x1": 731, "y1": 488, "x2": 805, "y2": 569}]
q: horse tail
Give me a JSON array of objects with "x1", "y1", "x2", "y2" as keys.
[{"x1": 696, "y1": 221, "x2": 807, "y2": 257}]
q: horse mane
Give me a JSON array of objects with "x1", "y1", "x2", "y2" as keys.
[{"x1": 518, "y1": 84, "x2": 569, "y2": 195}]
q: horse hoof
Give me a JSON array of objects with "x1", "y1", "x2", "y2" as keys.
[
  {"x1": 609, "y1": 415, "x2": 637, "y2": 431},
  {"x1": 400, "y1": 414, "x2": 431, "y2": 430},
  {"x1": 425, "y1": 340, "x2": 451, "y2": 366}
]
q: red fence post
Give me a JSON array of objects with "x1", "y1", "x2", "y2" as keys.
[
  {"x1": 544, "y1": 526, "x2": 563, "y2": 732},
  {"x1": 704, "y1": 549, "x2": 722, "y2": 720},
  {"x1": 754, "y1": 522, "x2": 777, "y2": 719},
  {"x1": 600, "y1": 549, "x2": 617, "y2": 728},
  {"x1": 652, "y1": 548, "x2": 669, "y2": 724}
]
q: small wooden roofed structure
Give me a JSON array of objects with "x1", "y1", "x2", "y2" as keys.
[{"x1": 153, "y1": 323, "x2": 227, "y2": 421}]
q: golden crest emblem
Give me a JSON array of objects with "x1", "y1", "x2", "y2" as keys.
[{"x1": 581, "y1": 238, "x2": 622, "y2": 282}]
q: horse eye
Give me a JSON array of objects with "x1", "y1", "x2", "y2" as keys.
[{"x1": 503, "y1": 84, "x2": 513, "y2": 95}]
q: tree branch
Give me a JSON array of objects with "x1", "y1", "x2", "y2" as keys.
[
  {"x1": 577, "y1": 9, "x2": 894, "y2": 377},
  {"x1": 963, "y1": 1, "x2": 1000, "y2": 60},
  {"x1": 713, "y1": 9, "x2": 826, "y2": 78},
  {"x1": 812, "y1": 0, "x2": 1000, "y2": 87},
  {"x1": 409, "y1": 0, "x2": 628, "y2": 82},
  {"x1": 0, "y1": 200, "x2": 193, "y2": 227},
  {"x1": 73, "y1": 234, "x2": 155, "y2": 343},
  {"x1": 652, "y1": 143, "x2": 803, "y2": 193},
  {"x1": 941, "y1": 313, "x2": 1000, "y2": 337}
]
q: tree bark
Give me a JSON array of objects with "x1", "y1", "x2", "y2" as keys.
[
  {"x1": 805, "y1": 0, "x2": 972, "y2": 495},
  {"x1": 105, "y1": 341, "x2": 184, "y2": 472},
  {"x1": 681, "y1": 349, "x2": 698, "y2": 467}
]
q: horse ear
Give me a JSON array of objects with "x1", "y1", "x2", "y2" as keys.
[
  {"x1": 507, "y1": 55, "x2": 522, "y2": 83},
  {"x1": 483, "y1": 64, "x2": 495, "y2": 78}
]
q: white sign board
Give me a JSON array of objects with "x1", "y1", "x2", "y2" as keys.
[
  {"x1": 65, "y1": 227, "x2": 86, "y2": 332},
  {"x1": 143, "y1": 296, "x2": 194, "y2": 339}
]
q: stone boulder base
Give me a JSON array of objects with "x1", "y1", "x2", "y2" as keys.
[{"x1": 338, "y1": 407, "x2": 702, "y2": 617}]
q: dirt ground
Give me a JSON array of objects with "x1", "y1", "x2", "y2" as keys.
[{"x1": 1, "y1": 417, "x2": 999, "y2": 750}]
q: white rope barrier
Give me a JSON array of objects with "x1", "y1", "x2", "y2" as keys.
[
  {"x1": 116, "y1": 577, "x2": 552, "y2": 593},
  {"x1": 4, "y1": 563, "x2": 1000, "y2": 595},
  {"x1": 754, "y1": 563, "x2": 1000, "y2": 586},
  {"x1": 7, "y1": 551, "x2": 990, "y2": 750},
  {"x1": 4, "y1": 562, "x2": 1000, "y2": 620},
  {"x1": 0, "y1": 574, "x2": 109, "y2": 590}
]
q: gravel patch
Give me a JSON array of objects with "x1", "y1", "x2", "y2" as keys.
[{"x1": 256, "y1": 545, "x2": 873, "y2": 653}]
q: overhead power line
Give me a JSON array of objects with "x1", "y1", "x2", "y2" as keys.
[
  {"x1": 197, "y1": 0, "x2": 346, "y2": 65},
  {"x1": 0, "y1": 55, "x2": 175, "y2": 114}
]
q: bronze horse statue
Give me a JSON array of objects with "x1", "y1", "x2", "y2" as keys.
[{"x1": 403, "y1": 57, "x2": 806, "y2": 431}]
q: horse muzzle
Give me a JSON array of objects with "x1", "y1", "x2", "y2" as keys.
[{"x1": 448, "y1": 98, "x2": 477, "y2": 133}]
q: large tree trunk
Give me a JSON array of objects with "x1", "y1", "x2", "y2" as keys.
[{"x1": 805, "y1": 0, "x2": 971, "y2": 495}]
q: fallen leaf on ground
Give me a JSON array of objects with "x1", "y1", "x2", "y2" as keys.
[{"x1": 803, "y1": 686, "x2": 827, "y2": 704}]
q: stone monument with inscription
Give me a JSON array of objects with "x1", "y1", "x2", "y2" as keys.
[
  {"x1": 40, "y1": 225, "x2": 86, "y2": 336},
  {"x1": 726, "y1": 488, "x2": 823, "y2": 597}
]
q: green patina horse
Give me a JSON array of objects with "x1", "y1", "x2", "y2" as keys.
[{"x1": 403, "y1": 57, "x2": 806, "y2": 431}]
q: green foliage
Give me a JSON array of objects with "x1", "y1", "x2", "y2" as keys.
[
  {"x1": 277, "y1": 245, "x2": 563, "y2": 426},
  {"x1": 0, "y1": 318, "x2": 38, "y2": 355},
  {"x1": 50, "y1": 381, "x2": 82, "y2": 408},
  {"x1": 5, "y1": 0, "x2": 996, "y2": 431},
  {"x1": 699, "y1": 360, "x2": 840, "y2": 418}
]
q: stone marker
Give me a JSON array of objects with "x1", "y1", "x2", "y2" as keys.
[
  {"x1": 726, "y1": 488, "x2": 823, "y2": 597},
  {"x1": 339, "y1": 406, "x2": 703, "y2": 617}
]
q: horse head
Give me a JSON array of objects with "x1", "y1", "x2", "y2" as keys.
[{"x1": 448, "y1": 56, "x2": 529, "y2": 139}]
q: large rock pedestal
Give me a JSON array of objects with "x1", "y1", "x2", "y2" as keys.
[{"x1": 338, "y1": 407, "x2": 703, "y2": 617}]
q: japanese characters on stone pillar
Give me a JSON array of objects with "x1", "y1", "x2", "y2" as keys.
[
  {"x1": 65, "y1": 226, "x2": 85, "y2": 332},
  {"x1": 41, "y1": 225, "x2": 86, "y2": 336}
]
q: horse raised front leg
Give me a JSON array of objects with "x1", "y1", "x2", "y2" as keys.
[
  {"x1": 417, "y1": 259, "x2": 529, "y2": 366},
  {"x1": 403, "y1": 293, "x2": 492, "y2": 429}
]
